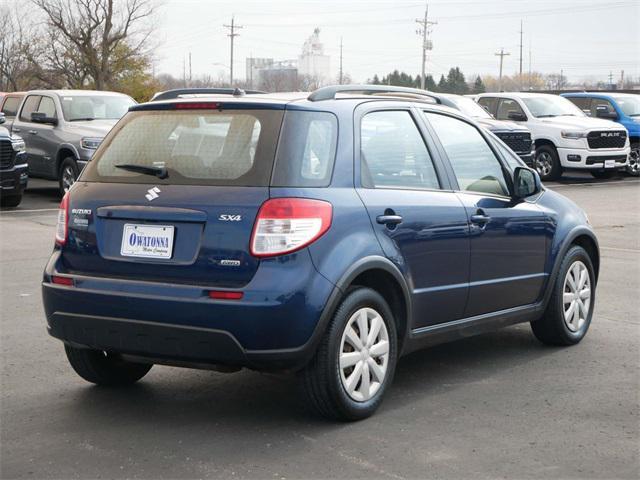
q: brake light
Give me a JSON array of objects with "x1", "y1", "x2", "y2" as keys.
[
  {"x1": 55, "y1": 192, "x2": 70, "y2": 246},
  {"x1": 52, "y1": 275, "x2": 74, "y2": 286},
  {"x1": 208, "y1": 290, "x2": 244, "y2": 300},
  {"x1": 174, "y1": 102, "x2": 221, "y2": 110},
  {"x1": 250, "y1": 198, "x2": 332, "y2": 257}
]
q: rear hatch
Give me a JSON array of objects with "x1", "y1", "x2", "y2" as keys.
[{"x1": 61, "y1": 104, "x2": 284, "y2": 287}]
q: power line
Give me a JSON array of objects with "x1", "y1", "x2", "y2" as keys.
[
  {"x1": 495, "y1": 47, "x2": 510, "y2": 91},
  {"x1": 223, "y1": 15, "x2": 243, "y2": 85},
  {"x1": 416, "y1": 1, "x2": 436, "y2": 89}
]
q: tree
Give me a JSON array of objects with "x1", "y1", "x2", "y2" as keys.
[
  {"x1": 437, "y1": 74, "x2": 447, "y2": 92},
  {"x1": 472, "y1": 75, "x2": 485, "y2": 94},
  {"x1": 33, "y1": 0, "x2": 157, "y2": 90},
  {"x1": 444, "y1": 67, "x2": 468, "y2": 94}
]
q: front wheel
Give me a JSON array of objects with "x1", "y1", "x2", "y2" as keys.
[
  {"x1": 531, "y1": 245, "x2": 595, "y2": 346},
  {"x1": 300, "y1": 287, "x2": 398, "y2": 421},
  {"x1": 65, "y1": 345, "x2": 152, "y2": 386},
  {"x1": 534, "y1": 145, "x2": 562, "y2": 181},
  {"x1": 627, "y1": 144, "x2": 639, "y2": 177},
  {"x1": 58, "y1": 157, "x2": 79, "y2": 195}
]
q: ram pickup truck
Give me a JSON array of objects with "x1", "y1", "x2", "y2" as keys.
[
  {"x1": 11, "y1": 90, "x2": 135, "y2": 195},
  {"x1": 562, "y1": 92, "x2": 640, "y2": 176},
  {"x1": 0, "y1": 112, "x2": 28, "y2": 207},
  {"x1": 477, "y1": 92, "x2": 630, "y2": 180}
]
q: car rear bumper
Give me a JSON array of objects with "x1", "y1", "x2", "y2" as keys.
[
  {"x1": 0, "y1": 162, "x2": 28, "y2": 196},
  {"x1": 42, "y1": 249, "x2": 339, "y2": 371},
  {"x1": 557, "y1": 146, "x2": 630, "y2": 170}
]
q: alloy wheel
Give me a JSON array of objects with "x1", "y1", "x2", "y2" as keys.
[
  {"x1": 339, "y1": 307, "x2": 390, "y2": 402},
  {"x1": 627, "y1": 147, "x2": 639, "y2": 176},
  {"x1": 562, "y1": 261, "x2": 591, "y2": 332},
  {"x1": 62, "y1": 166, "x2": 76, "y2": 192},
  {"x1": 535, "y1": 152, "x2": 553, "y2": 177}
]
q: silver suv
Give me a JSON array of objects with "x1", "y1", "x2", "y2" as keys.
[{"x1": 11, "y1": 90, "x2": 135, "y2": 194}]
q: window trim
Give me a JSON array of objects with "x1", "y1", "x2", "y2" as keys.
[
  {"x1": 18, "y1": 95, "x2": 42, "y2": 123},
  {"x1": 496, "y1": 98, "x2": 527, "y2": 122},
  {"x1": 420, "y1": 109, "x2": 516, "y2": 200},
  {"x1": 36, "y1": 95, "x2": 58, "y2": 119},
  {"x1": 354, "y1": 104, "x2": 449, "y2": 192}
]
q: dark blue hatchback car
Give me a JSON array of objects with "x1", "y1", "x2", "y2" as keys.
[{"x1": 42, "y1": 85, "x2": 599, "y2": 420}]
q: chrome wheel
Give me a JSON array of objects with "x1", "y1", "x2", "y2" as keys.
[
  {"x1": 627, "y1": 147, "x2": 640, "y2": 176},
  {"x1": 61, "y1": 165, "x2": 76, "y2": 192},
  {"x1": 563, "y1": 261, "x2": 591, "y2": 332},
  {"x1": 535, "y1": 151, "x2": 553, "y2": 177},
  {"x1": 339, "y1": 307, "x2": 389, "y2": 402}
]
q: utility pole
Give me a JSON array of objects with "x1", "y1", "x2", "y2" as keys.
[
  {"x1": 495, "y1": 48, "x2": 510, "y2": 91},
  {"x1": 223, "y1": 15, "x2": 243, "y2": 86},
  {"x1": 608, "y1": 71, "x2": 614, "y2": 87},
  {"x1": 528, "y1": 39, "x2": 532, "y2": 90},
  {"x1": 416, "y1": 1, "x2": 436, "y2": 90},
  {"x1": 189, "y1": 51, "x2": 192, "y2": 84},
  {"x1": 182, "y1": 55, "x2": 186, "y2": 87},
  {"x1": 518, "y1": 20, "x2": 523, "y2": 90},
  {"x1": 560, "y1": 68, "x2": 564, "y2": 90},
  {"x1": 339, "y1": 36, "x2": 343, "y2": 85}
]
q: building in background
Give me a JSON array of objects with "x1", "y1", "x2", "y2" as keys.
[
  {"x1": 298, "y1": 28, "x2": 330, "y2": 84},
  {"x1": 246, "y1": 58, "x2": 274, "y2": 89}
]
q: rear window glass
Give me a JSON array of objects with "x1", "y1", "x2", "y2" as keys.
[
  {"x1": 82, "y1": 109, "x2": 284, "y2": 186},
  {"x1": 271, "y1": 111, "x2": 338, "y2": 187}
]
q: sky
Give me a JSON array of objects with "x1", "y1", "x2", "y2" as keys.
[{"x1": 33, "y1": 0, "x2": 640, "y2": 84}]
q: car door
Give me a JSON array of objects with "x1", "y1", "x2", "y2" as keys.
[
  {"x1": 13, "y1": 95, "x2": 43, "y2": 174},
  {"x1": 28, "y1": 95, "x2": 59, "y2": 178},
  {"x1": 355, "y1": 106, "x2": 471, "y2": 328},
  {"x1": 423, "y1": 111, "x2": 547, "y2": 317}
]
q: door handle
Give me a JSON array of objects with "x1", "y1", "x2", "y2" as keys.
[
  {"x1": 470, "y1": 214, "x2": 490, "y2": 224},
  {"x1": 376, "y1": 214, "x2": 403, "y2": 226},
  {"x1": 28, "y1": 130, "x2": 38, "y2": 135}
]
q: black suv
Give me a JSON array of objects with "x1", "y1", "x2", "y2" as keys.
[{"x1": 0, "y1": 112, "x2": 28, "y2": 207}]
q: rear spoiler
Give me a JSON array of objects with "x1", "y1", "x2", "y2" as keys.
[{"x1": 151, "y1": 88, "x2": 266, "y2": 102}]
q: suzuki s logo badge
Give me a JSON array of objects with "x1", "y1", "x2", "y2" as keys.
[
  {"x1": 219, "y1": 214, "x2": 242, "y2": 222},
  {"x1": 145, "y1": 186, "x2": 161, "y2": 201}
]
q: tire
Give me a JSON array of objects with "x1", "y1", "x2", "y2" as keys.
[
  {"x1": 531, "y1": 245, "x2": 595, "y2": 346},
  {"x1": 590, "y1": 170, "x2": 616, "y2": 179},
  {"x1": 534, "y1": 145, "x2": 562, "y2": 181},
  {"x1": 626, "y1": 143, "x2": 639, "y2": 177},
  {"x1": 299, "y1": 287, "x2": 398, "y2": 421},
  {"x1": 58, "y1": 157, "x2": 79, "y2": 195},
  {"x1": 65, "y1": 345, "x2": 152, "y2": 386},
  {"x1": 1, "y1": 194, "x2": 22, "y2": 207}
]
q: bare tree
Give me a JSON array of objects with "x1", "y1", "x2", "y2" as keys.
[{"x1": 32, "y1": 0, "x2": 157, "y2": 90}]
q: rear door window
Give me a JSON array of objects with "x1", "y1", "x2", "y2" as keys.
[
  {"x1": 590, "y1": 98, "x2": 616, "y2": 117},
  {"x1": 19, "y1": 95, "x2": 41, "y2": 122},
  {"x1": 477, "y1": 97, "x2": 498, "y2": 116},
  {"x1": 83, "y1": 109, "x2": 284, "y2": 186},
  {"x1": 360, "y1": 110, "x2": 440, "y2": 190},
  {"x1": 1, "y1": 96, "x2": 22, "y2": 117},
  {"x1": 567, "y1": 97, "x2": 592, "y2": 115}
]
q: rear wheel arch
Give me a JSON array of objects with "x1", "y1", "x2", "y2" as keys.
[
  {"x1": 56, "y1": 147, "x2": 77, "y2": 171},
  {"x1": 335, "y1": 257, "x2": 412, "y2": 354}
]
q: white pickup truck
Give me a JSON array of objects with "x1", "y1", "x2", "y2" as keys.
[{"x1": 476, "y1": 92, "x2": 630, "y2": 180}]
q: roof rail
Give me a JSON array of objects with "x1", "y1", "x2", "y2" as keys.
[
  {"x1": 307, "y1": 84, "x2": 435, "y2": 102},
  {"x1": 151, "y1": 88, "x2": 266, "y2": 102}
]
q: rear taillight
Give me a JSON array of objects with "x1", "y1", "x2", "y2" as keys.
[
  {"x1": 55, "y1": 192, "x2": 70, "y2": 246},
  {"x1": 250, "y1": 198, "x2": 332, "y2": 257}
]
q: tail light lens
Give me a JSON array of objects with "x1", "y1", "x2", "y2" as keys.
[
  {"x1": 55, "y1": 192, "x2": 70, "y2": 246},
  {"x1": 250, "y1": 198, "x2": 332, "y2": 257}
]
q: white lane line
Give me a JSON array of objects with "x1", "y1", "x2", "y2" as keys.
[
  {"x1": 0, "y1": 208, "x2": 58, "y2": 214},
  {"x1": 600, "y1": 246, "x2": 640, "y2": 253}
]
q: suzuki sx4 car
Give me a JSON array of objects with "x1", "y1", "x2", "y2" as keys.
[{"x1": 42, "y1": 86, "x2": 599, "y2": 421}]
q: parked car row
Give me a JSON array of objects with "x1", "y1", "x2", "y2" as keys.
[
  {"x1": 0, "y1": 90, "x2": 135, "y2": 206},
  {"x1": 0, "y1": 87, "x2": 637, "y2": 208}
]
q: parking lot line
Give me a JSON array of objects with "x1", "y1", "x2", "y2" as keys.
[
  {"x1": 0, "y1": 208, "x2": 59, "y2": 214},
  {"x1": 600, "y1": 246, "x2": 640, "y2": 254}
]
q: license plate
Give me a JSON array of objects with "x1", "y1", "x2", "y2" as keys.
[
  {"x1": 604, "y1": 159, "x2": 615, "y2": 169},
  {"x1": 121, "y1": 224, "x2": 174, "y2": 259}
]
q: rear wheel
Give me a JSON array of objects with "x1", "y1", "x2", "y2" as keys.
[
  {"x1": 627, "y1": 143, "x2": 639, "y2": 177},
  {"x1": 534, "y1": 145, "x2": 562, "y2": 181},
  {"x1": 1, "y1": 194, "x2": 22, "y2": 207},
  {"x1": 590, "y1": 170, "x2": 616, "y2": 179},
  {"x1": 300, "y1": 287, "x2": 398, "y2": 421},
  {"x1": 65, "y1": 345, "x2": 152, "y2": 386},
  {"x1": 58, "y1": 157, "x2": 79, "y2": 195},
  {"x1": 531, "y1": 246, "x2": 595, "y2": 346}
]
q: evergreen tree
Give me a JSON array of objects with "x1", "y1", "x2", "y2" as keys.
[
  {"x1": 437, "y1": 74, "x2": 447, "y2": 92},
  {"x1": 446, "y1": 67, "x2": 468, "y2": 94},
  {"x1": 371, "y1": 74, "x2": 381, "y2": 85},
  {"x1": 472, "y1": 75, "x2": 486, "y2": 93},
  {"x1": 424, "y1": 74, "x2": 437, "y2": 91}
]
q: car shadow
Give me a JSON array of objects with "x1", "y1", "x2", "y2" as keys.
[{"x1": 59, "y1": 324, "x2": 557, "y2": 429}]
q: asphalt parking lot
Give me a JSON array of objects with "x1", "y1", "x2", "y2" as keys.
[{"x1": 1, "y1": 176, "x2": 639, "y2": 479}]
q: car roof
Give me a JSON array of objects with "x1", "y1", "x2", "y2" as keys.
[
  {"x1": 562, "y1": 92, "x2": 638, "y2": 99},
  {"x1": 24, "y1": 89, "x2": 130, "y2": 97},
  {"x1": 477, "y1": 92, "x2": 555, "y2": 99}
]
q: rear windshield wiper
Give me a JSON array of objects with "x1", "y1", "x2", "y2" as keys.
[{"x1": 115, "y1": 163, "x2": 168, "y2": 179}]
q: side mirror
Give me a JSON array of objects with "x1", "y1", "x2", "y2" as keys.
[
  {"x1": 507, "y1": 110, "x2": 527, "y2": 122},
  {"x1": 0, "y1": 112, "x2": 5, "y2": 125},
  {"x1": 513, "y1": 167, "x2": 541, "y2": 198},
  {"x1": 595, "y1": 105, "x2": 617, "y2": 120},
  {"x1": 31, "y1": 112, "x2": 58, "y2": 125}
]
